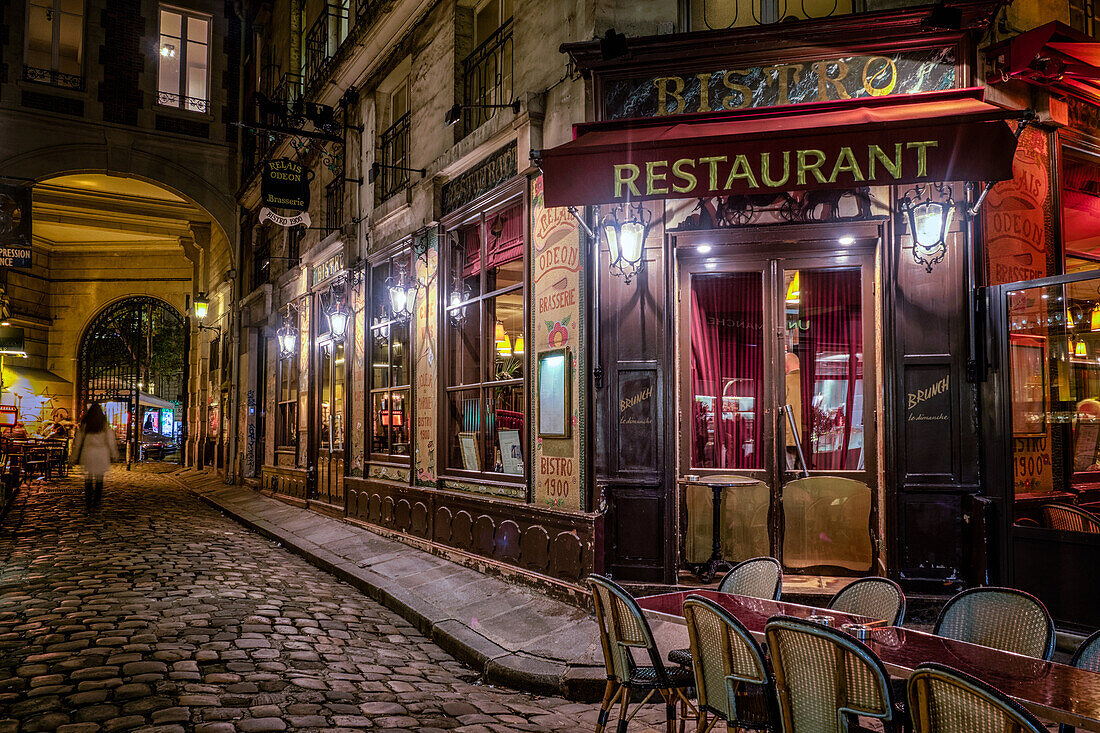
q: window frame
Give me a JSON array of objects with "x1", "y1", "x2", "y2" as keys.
[
  {"x1": 275, "y1": 314, "x2": 299, "y2": 451},
  {"x1": 440, "y1": 188, "x2": 528, "y2": 484},
  {"x1": 24, "y1": 0, "x2": 85, "y2": 88},
  {"x1": 367, "y1": 250, "x2": 415, "y2": 463},
  {"x1": 156, "y1": 4, "x2": 211, "y2": 113},
  {"x1": 376, "y1": 79, "x2": 411, "y2": 204}
]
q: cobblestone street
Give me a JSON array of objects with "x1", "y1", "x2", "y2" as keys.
[{"x1": 0, "y1": 468, "x2": 666, "y2": 733}]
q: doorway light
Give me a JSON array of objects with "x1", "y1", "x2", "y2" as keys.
[
  {"x1": 697, "y1": 244, "x2": 712, "y2": 254},
  {"x1": 838, "y1": 235, "x2": 855, "y2": 246}
]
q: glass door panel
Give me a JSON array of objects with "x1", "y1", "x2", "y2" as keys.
[{"x1": 779, "y1": 264, "x2": 873, "y2": 573}]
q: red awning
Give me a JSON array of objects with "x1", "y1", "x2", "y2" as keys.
[
  {"x1": 985, "y1": 21, "x2": 1100, "y2": 98},
  {"x1": 539, "y1": 88, "x2": 1023, "y2": 208}
]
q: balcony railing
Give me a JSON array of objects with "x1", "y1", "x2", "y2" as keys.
[
  {"x1": 460, "y1": 19, "x2": 513, "y2": 135},
  {"x1": 353, "y1": 0, "x2": 385, "y2": 26},
  {"x1": 305, "y1": 4, "x2": 350, "y2": 89},
  {"x1": 376, "y1": 112, "x2": 410, "y2": 204},
  {"x1": 157, "y1": 91, "x2": 209, "y2": 113},
  {"x1": 23, "y1": 64, "x2": 84, "y2": 91}
]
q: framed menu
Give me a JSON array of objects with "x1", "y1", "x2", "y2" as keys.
[
  {"x1": 1010, "y1": 336, "x2": 1046, "y2": 436},
  {"x1": 538, "y1": 347, "x2": 571, "y2": 438},
  {"x1": 498, "y1": 429, "x2": 523, "y2": 475},
  {"x1": 458, "y1": 431, "x2": 481, "y2": 471}
]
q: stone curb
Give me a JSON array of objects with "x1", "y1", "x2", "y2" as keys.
[{"x1": 168, "y1": 472, "x2": 606, "y2": 702}]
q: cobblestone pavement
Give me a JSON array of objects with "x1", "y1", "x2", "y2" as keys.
[{"x1": 0, "y1": 467, "x2": 670, "y2": 733}]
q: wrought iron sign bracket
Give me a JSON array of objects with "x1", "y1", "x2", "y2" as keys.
[{"x1": 966, "y1": 110, "x2": 1037, "y2": 217}]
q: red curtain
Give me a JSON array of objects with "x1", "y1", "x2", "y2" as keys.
[
  {"x1": 798, "y1": 269, "x2": 862, "y2": 471},
  {"x1": 690, "y1": 273, "x2": 763, "y2": 469}
]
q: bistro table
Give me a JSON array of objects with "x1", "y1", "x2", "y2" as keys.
[
  {"x1": 638, "y1": 590, "x2": 1100, "y2": 732},
  {"x1": 684, "y1": 475, "x2": 760, "y2": 582}
]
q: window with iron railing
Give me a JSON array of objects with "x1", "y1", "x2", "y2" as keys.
[
  {"x1": 326, "y1": 178, "x2": 345, "y2": 233},
  {"x1": 304, "y1": 2, "x2": 350, "y2": 88},
  {"x1": 1070, "y1": 0, "x2": 1097, "y2": 37},
  {"x1": 251, "y1": 223, "x2": 273, "y2": 291},
  {"x1": 157, "y1": 6, "x2": 210, "y2": 113},
  {"x1": 24, "y1": 0, "x2": 85, "y2": 90},
  {"x1": 377, "y1": 112, "x2": 410, "y2": 203},
  {"x1": 287, "y1": 225, "x2": 304, "y2": 267},
  {"x1": 687, "y1": 0, "x2": 852, "y2": 29},
  {"x1": 460, "y1": 17, "x2": 513, "y2": 134}
]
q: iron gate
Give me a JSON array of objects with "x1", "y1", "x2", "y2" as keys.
[{"x1": 77, "y1": 297, "x2": 187, "y2": 461}]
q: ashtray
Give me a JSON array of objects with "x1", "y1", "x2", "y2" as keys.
[{"x1": 806, "y1": 614, "x2": 835, "y2": 627}]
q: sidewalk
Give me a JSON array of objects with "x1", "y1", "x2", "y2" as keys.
[{"x1": 169, "y1": 469, "x2": 611, "y2": 702}]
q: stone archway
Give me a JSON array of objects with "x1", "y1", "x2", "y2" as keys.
[{"x1": 77, "y1": 296, "x2": 186, "y2": 462}]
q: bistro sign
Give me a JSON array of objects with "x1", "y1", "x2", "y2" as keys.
[
  {"x1": 441, "y1": 142, "x2": 517, "y2": 215},
  {"x1": 262, "y1": 158, "x2": 311, "y2": 211},
  {"x1": 603, "y1": 47, "x2": 956, "y2": 119},
  {"x1": 0, "y1": 184, "x2": 32, "y2": 268}
]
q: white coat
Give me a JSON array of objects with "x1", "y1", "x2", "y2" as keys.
[{"x1": 70, "y1": 428, "x2": 119, "y2": 477}]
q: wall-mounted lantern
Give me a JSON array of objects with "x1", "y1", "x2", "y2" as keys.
[
  {"x1": 193, "y1": 293, "x2": 210, "y2": 321},
  {"x1": 603, "y1": 201, "x2": 652, "y2": 284},
  {"x1": 385, "y1": 261, "x2": 418, "y2": 323},
  {"x1": 276, "y1": 304, "x2": 299, "y2": 358},
  {"x1": 899, "y1": 183, "x2": 955, "y2": 273},
  {"x1": 320, "y1": 279, "x2": 351, "y2": 339}
]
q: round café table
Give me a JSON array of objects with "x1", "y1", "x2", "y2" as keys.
[{"x1": 685, "y1": 475, "x2": 760, "y2": 583}]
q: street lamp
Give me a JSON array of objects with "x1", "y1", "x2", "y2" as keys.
[
  {"x1": 899, "y1": 183, "x2": 955, "y2": 273},
  {"x1": 193, "y1": 294, "x2": 210, "y2": 321},
  {"x1": 603, "y1": 202, "x2": 651, "y2": 284},
  {"x1": 385, "y1": 262, "x2": 418, "y2": 323},
  {"x1": 276, "y1": 305, "x2": 298, "y2": 358}
]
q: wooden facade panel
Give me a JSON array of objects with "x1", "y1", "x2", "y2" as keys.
[{"x1": 898, "y1": 493, "x2": 966, "y2": 580}]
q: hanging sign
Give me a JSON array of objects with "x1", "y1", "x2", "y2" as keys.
[
  {"x1": 0, "y1": 326, "x2": 26, "y2": 355},
  {"x1": 0, "y1": 184, "x2": 32, "y2": 268},
  {"x1": 259, "y1": 207, "x2": 311, "y2": 228},
  {"x1": 261, "y1": 158, "x2": 311, "y2": 211}
]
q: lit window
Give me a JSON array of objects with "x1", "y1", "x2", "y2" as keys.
[
  {"x1": 369, "y1": 253, "x2": 413, "y2": 459},
  {"x1": 157, "y1": 6, "x2": 209, "y2": 113},
  {"x1": 277, "y1": 312, "x2": 299, "y2": 449},
  {"x1": 24, "y1": 0, "x2": 84, "y2": 89}
]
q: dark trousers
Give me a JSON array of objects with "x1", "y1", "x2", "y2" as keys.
[{"x1": 84, "y1": 476, "x2": 104, "y2": 507}]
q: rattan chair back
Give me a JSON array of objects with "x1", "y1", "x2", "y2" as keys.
[
  {"x1": 908, "y1": 662, "x2": 1046, "y2": 733},
  {"x1": 684, "y1": 595, "x2": 775, "y2": 728},
  {"x1": 1072, "y1": 629, "x2": 1100, "y2": 673},
  {"x1": 933, "y1": 587, "x2": 1055, "y2": 660},
  {"x1": 827, "y1": 577, "x2": 906, "y2": 626},
  {"x1": 587, "y1": 575, "x2": 666, "y2": 685},
  {"x1": 1041, "y1": 503, "x2": 1100, "y2": 533},
  {"x1": 717, "y1": 556, "x2": 783, "y2": 600},
  {"x1": 765, "y1": 615, "x2": 897, "y2": 733}
]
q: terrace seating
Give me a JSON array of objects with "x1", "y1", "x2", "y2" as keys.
[
  {"x1": 684, "y1": 594, "x2": 778, "y2": 732},
  {"x1": 765, "y1": 615, "x2": 907, "y2": 733},
  {"x1": 588, "y1": 574, "x2": 695, "y2": 733},
  {"x1": 1041, "y1": 503, "x2": 1100, "y2": 533},
  {"x1": 827, "y1": 576, "x2": 906, "y2": 627},
  {"x1": 908, "y1": 662, "x2": 1046, "y2": 733},
  {"x1": 1061, "y1": 629, "x2": 1100, "y2": 733},
  {"x1": 933, "y1": 587, "x2": 1055, "y2": 660}
]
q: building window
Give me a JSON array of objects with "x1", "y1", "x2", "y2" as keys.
[
  {"x1": 24, "y1": 0, "x2": 85, "y2": 89},
  {"x1": 460, "y1": 0, "x2": 512, "y2": 132},
  {"x1": 1063, "y1": 149, "x2": 1100, "y2": 273},
  {"x1": 326, "y1": 178, "x2": 345, "y2": 232},
  {"x1": 304, "y1": 1, "x2": 350, "y2": 87},
  {"x1": 287, "y1": 225, "x2": 304, "y2": 267},
  {"x1": 251, "y1": 223, "x2": 272, "y2": 291},
  {"x1": 443, "y1": 199, "x2": 525, "y2": 477},
  {"x1": 686, "y1": 0, "x2": 850, "y2": 29},
  {"x1": 368, "y1": 254, "x2": 413, "y2": 458},
  {"x1": 1070, "y1": 0, "x2": 1097, "y2": 37},
  {"x1": 276, "y1": 316, "x2": 299, "y2": 449},
  {"x1": 157, "y1": 6, "x2": 210, "y2": 113},
  {"x1": 376, "y1": 80, "x2": 410, "y2": 204}
]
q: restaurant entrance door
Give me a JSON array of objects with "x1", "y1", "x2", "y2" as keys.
[
  {"x1": 679, "y1": 239, "x2": 877, "y2": 575},
  {"x1": 312, "y1": 336, "x2": 345, "y2": 509}
]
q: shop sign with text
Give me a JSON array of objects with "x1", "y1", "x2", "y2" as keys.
[
  {"x1": 262, "y1": 158, "x2": 311, "y2": 211},
  {"x1": 441, "y1": 142, "x2": 517, "y2": 215},
  {"x1": 603, "y1": 47, "x2": 955, "y2": 119},
  {"x1": 0, "y1": 184, "x2": 32, "y2": 268}
]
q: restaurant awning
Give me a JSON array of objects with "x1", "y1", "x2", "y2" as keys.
[
  {"x1": 2, "y1": 365, "x2": 71, "y2": 397},
  {"x1": 985, "y1": 21, "x2": 1100, "y2": 99},
  {"x1": 138, "y1": 392, "x2": 176, "y2": 410},
  {"x1": 538, "y1": 88, "x2": 1025, "y2": 208}
]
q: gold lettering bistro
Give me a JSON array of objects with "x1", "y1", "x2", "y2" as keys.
[{"x1": 611, "y1": 141, "x2": 938, "y2": 199}]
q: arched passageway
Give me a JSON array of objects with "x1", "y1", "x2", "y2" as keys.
[{"x1": 77, "y1": 297, "x2": 186, "y2": 463}]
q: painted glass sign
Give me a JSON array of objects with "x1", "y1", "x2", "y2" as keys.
[
  {"x1": 441, "y1": 142, "x2": 517, "y2": 215},
  {"x1": 312, "y1": 252, "x2": 344, "y2": 286},
  {"x1": 0, "y1": 184, "x2": 32, "y2": 268},
  {"x1": 603, "y1": 47, "x2": 956, "y2": 119},
  {"x1": 0, "y1": 326, "x2": 25, "y2": 355}
]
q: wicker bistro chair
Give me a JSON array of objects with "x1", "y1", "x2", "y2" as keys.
[
  {"x1": 827, "y1": 577, "x2": 907, "y2": 627},
  {"x1": 933, "y1": 587, "x2": 1055, "y2": 660},
  {"x1": 1060, "y1": 629, "x2": 1100, "y2": 733},
  {"x1": 908, "y1": 662, "x2": 1046, "y2": 733},
  {"x1": 684, "y1": 595, "x2": 779, "y2": 732},
  {"x1": 668, "y1": 556, "x2": 783, "y2": 668},
  {"x1": 1041, "y1": 503, "x2": 1100, "y2": 533},
  {"x1": 765, "y1": 615, "x2": 907, "y2": 733},
  {"x1": 587, "y1": 575, "x2": 696, "y2": 733}
]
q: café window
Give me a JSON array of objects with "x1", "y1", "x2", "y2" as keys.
[
  {"x1": 24, "y1": 0, "x2": 84, "y2": 89},
  {"x1": 1062, "y1": 149, "x2": 1100, "y2": 273},
  {"x1": 157, "y1": 6, "x2": 209, "y2": 113},
  {"x1": 369, "y1": 253, "x2": 412, "y2": 459},
  {"x1": 1005, "y1": 274, "x2": 1100, "y2": 531},
  {"x1": 276, "y1": 328, "x2": 298, "y2": 449},
  {"x1": 443, "y1": 200, "x2": 525, "y2": 478}
]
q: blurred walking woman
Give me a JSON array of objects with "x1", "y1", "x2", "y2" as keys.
[{"x1": 69, "y1": 403, "x2": 119, "y2": 510}]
